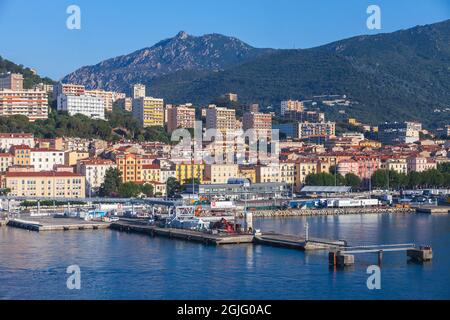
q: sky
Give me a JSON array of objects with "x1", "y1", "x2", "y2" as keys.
[{"x1": 0, "y1": 0, "x2": 449, "y2": 80}]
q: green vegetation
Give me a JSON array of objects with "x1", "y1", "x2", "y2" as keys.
[
  {"x1": 0, "y1": 107, "x2": 171, "y2": 143},
  {"x1": 0, "y1": 55, "x2": 54, "y2": 88},
  {"x1": 99, "y1": 168, "x2": 154, "y2": 198},
  {"x1": 20, "y1": 200, "x2": 85, "y2": 207},
  {"x1": 166, "y1": 177, "x2": 181, "y2": 197},
  {"x1": 305, "y1": 172, "x2": 362, "y2": 189},
  {"x1": 371, "y1": 168, "x2": 450, "y2": 189},
  {"x1": 306, "y1": 166, "x2": 450, "y2": 190},
  {"x1": 147, "y1": 20, "x2": 450, "y2": 129}
]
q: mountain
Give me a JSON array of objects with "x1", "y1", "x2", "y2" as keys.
[
  {"x1": 63, "y1": 31, "x2": 274, "y2": 93},
  {"x1": 0, "y1": 56, "x2": 54, "y2": 89},
  {"x1": 63, "y1": 21, "x2": 450, "y2": 128}
]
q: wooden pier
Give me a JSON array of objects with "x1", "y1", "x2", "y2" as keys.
[
  {"x1": 110, "y1": 221, "x2": 254, "y2": 245},
  {"x1": 7, "y1": 217, "x2": 110, "y2": 232}
]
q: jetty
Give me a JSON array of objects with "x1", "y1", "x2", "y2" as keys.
[
  {"x1": 110, "y1": 220, "x2": 253, "y2": 245},
  {"x1": 415, "y1": 206, "x2": 449, "y2": 214},
  {"x1": 254, "y1": 232, "x2": 346, "y2": 250},
  {"x1": 7, "y1": 217, "x2": 110, "y2": 232},
  {"x1": 329, "y1": 243, "x2": 433, "y2": 267}
]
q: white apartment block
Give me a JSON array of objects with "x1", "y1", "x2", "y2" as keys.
[
  {"x1": 30, "y1": 149, "x2": 65, "y2": 171},
  {"x1": 58, "y1": 94, "x2": 106, "y2": 120},
  {"x1": 132, "y1": 84, "x2": 146, "y2": 99}
]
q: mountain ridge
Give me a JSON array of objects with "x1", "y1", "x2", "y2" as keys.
[{"x1": 62, "y1": 20, "x2": 450, "y2": 128}]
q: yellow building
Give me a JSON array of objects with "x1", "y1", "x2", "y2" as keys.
[
  {"x1": 359, "y1": 140, "x2": 382, "y2": 149},
  {"x1": 279, "y1": 162, "x2": 295, "y2": 185},
  {"x1": 238, "y1": 166, "x2": 256, "y2": 183},
  {"x1": 132, "y1": 97, "x2": 164, "y2": 127},
  {"x1": 115, "y1": 153, "x2": 143, "y2": 183},
  {"x1": 65, "y1": 150, "x2": 90, "y2": 166},
  {"x1": 175, "y1": 163, "x2": 204, "y2": 185},
  {"x1": 11, "y1": 145, "x2": 31, "y2": 166},
  {"x1": 204, "y1": 164, "x2": 239, "y2": 184},
  {"x1": 4, "y1": 171, "x2": 85, "y2": 198},
  {"x1": 142, "y1": 164, "x2": 161, "y2": 183},
  {"x1": 294, "y1": 160, "x2": 319, "y2": 191},
  {"x1": 381, "y1": 159, "x2": 408, "y2": 174},
  {"x1": 255, "y1": 164, "x2": 280, "y2": 183}
]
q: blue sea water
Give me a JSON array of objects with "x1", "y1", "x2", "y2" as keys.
[{"x1": 0, "y1": 213, "x2": 449, "y2": 300}]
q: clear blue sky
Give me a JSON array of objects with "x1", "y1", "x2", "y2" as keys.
[{"x1": 0, "y1": 0, "x2": 449, "y2": 80}]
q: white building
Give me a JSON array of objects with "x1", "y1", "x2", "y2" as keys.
[
  {"x1": 77, "y1": 159, "x2": 117, "y2": 196},
  {"x1": 58, "y1": 94, "x2": 106, "y2": 120},
  {"x1": 160, "y1": 169, "x2": 177, "y2": 184},
  {"x1": 30, "y1": 149, "x2": 65, "y2": 171},
  {"x1": 0, "y1": 133, "x2": 35, "y2": 151}
]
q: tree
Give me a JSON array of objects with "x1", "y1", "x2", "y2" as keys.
[
  {"x1": 167, "y1": 177, "x2": 182, "y2": 197},
  {"x1": 118, "y1": 182, "x2": 142, "y2": 198},
  {"x1": 305, "y1": 172, "x2": 345, "y2": 186},
  {"x1": 371, "y1": 170, "x2": 389, "y2": 189},
  {"x1": 344, "y1": 173, "x2": 361, "y2": 189},
  {"x1": 99, "y1": 168, "x2": 122, "y2": 197},
  {"x1": 140, "y1": 184, "x2": 154, "y2": 197}
]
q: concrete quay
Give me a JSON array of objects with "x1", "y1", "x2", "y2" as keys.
[{"x1": 7, "y1": 217, "x2": 110, "y2": 232}]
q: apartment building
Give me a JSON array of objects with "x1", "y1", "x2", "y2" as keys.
[
  {"x1": 297, "y1": 122, "x2": 336, "y2": 139},
  {"x1": 132, "y1": 97, "x2": 164, "y2": 127},
  {"x1": 0, "y1": 133, "x2": 34, "y2": 151},
  {"x1": 378, "y1": 121, "x2": 422, "y2": 145},
  {"x1": 204, "y1": 164, "x2": 239, "y2": 184},
  {"x1": 160, "y1": 169, "x2": 177, "y2": 184},
  {"x1": 85, "y1": 89, "x2": 125, "y2": 112},
  {"x1": 175, "y1": 163, "x2": 204, "y2": 185},
  {"x1": 0, "y1": 73, "x2": 24, "y2": 90},
  {"x1": 132, "y1": 84, "x2": 146, "y2": 99},
  {"x1": 381, "y1": 158, "x2": 408, "y2": 175},
  {"x1": 53, "y1": 82, "x2": 85, "y2": 100},
  {"x1": 256, "y1": 164, "x2": 280, "y2": 183},
  {"x1": 0, "y1": 153, "x2": 13, "y2": 172},
  {"x1": 206, "y1": 106, "x2": 236, "y2": 135},
  {"x1": 280, "y1": 100, "x2": 304, "y2": 115},
  {"x1": 115, "y1": 153, "x2": 144, "y2": 183},
  {"x1": 57, "y1": 94, "x2": 106, "y2": 120},
  {"x1": 407, "y1": 156, "x2": 437, "y2": 173},
  {"x1": 279, "y1": 161, "x2": 295, "y2": 185},
  {"x1": 30, "y1": 149, "x2": 65, "y2": 171},
  {"x1": 65, "y1": 150, "x2": 90, "y2": 166},
  {"x1": 142, "y1": 164, "x2": 161, "y2": 183},
  {"x1": 294, "y1": 160, "x2": 319, "y2": 191},
  {"x1": 0, "y1": 89, "x2": 49, "y2": 121},
  {"x1": 10, "y1": 145, "x2": 31, "y2": 165},
  {"x1": 242, "y1": 112, "x2": 272, "y2": 138},
  {"x1": 117, "y1": 97, "x2": 133, "y2": 112},
  {"x1": 3, "y1": 171, "x2": 85, "y2": 198},
  {"x1": 77, "y1": 158, "x2": 117, "y2": 195},
  {"x1": 166, "y1": 104, "x2": 196, "y2": 133}
]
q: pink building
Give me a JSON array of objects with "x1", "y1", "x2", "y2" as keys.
[
  {"x1": 338, "y1": 157, "x2": 381, "y2": 179},
  {"x1": 337, "y1": 159, "x2": 359, "y2": 177},
  {"x1": 407, "y1": 156, "x2": 437, "y2": 172}
]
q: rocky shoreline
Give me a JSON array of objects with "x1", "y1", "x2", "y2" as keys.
[{"x1": 239, "y1": 207, "x2": 415, "y2": 218}]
